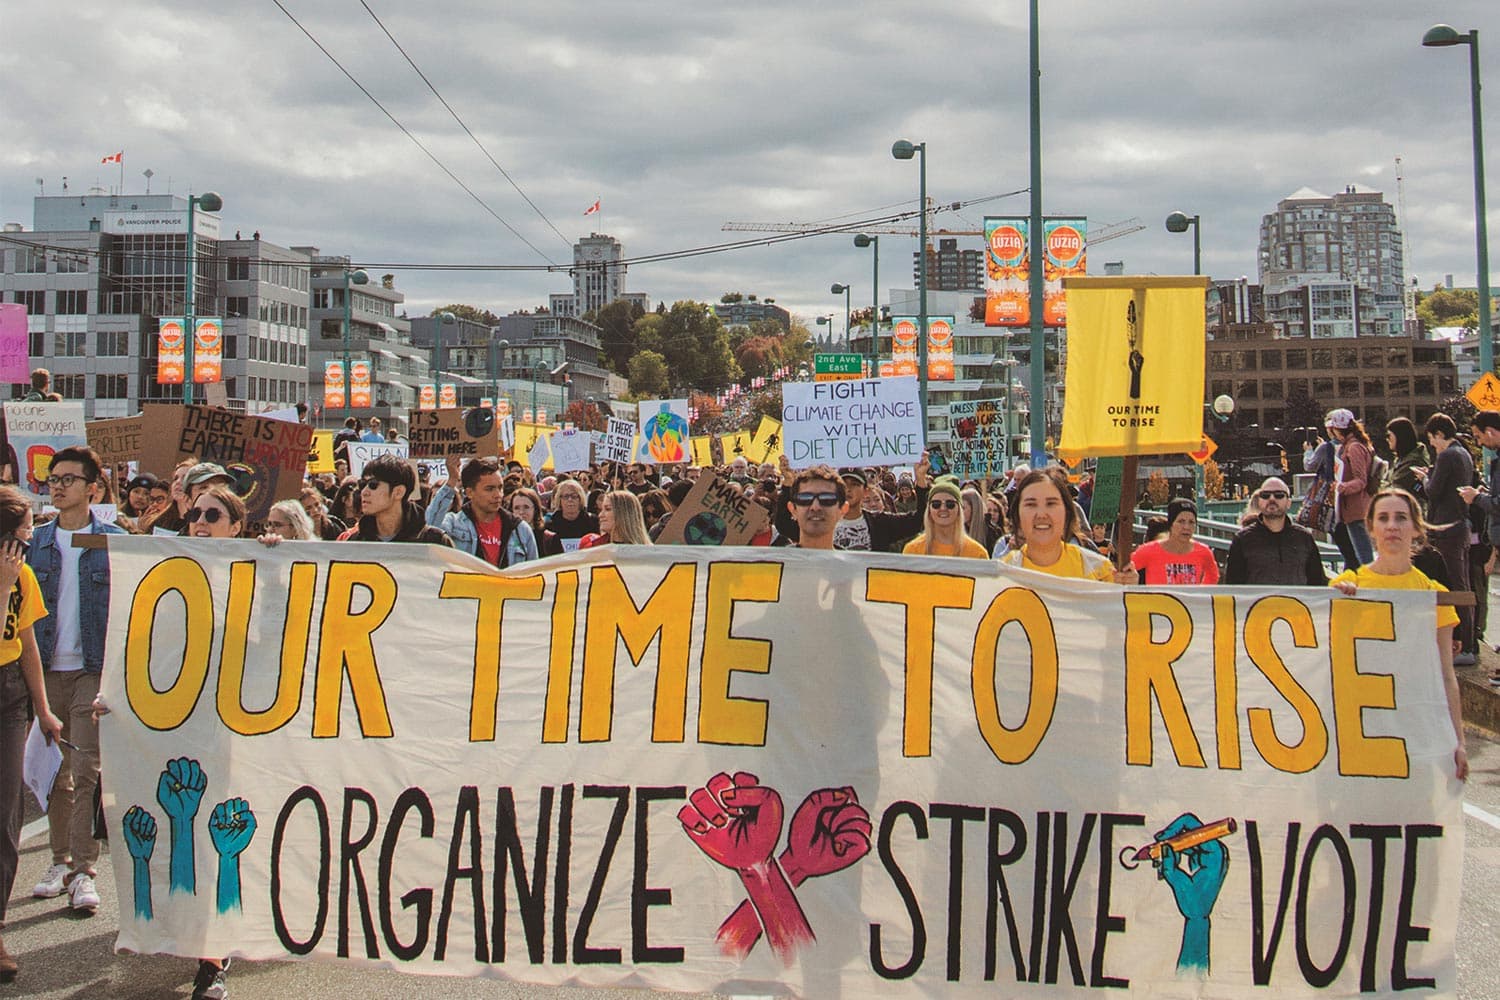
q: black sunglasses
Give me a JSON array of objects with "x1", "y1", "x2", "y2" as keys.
[
  {"x1": 185, "y1": 507, "x2": 226, "y2": 524},
  {"x1": 792, "y1": 492, "x2": 841, "y2": 508},
  {"x1": 359, "y1": 478, "x2": 385, "y2": 491},
  {"x1": 929, "y1": 498, "x2": 960, "y2": 510},
  {"x1": 1257, "y1": 490, "x2": 1289, "y2": 500}
]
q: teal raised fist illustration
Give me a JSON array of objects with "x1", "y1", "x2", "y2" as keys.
[
  {"x1": 156, "y1": 757, "x2": 207, "y2": 895},
  {"x1": 1152, "y1": 812, "x2": 1229, "y2": 975},
  {"x1": 122, "y1": 805, "x2": 157, "y2": 920},
  {"x1": 208, "y1": 797, "x2": 256, "y2": 914}
]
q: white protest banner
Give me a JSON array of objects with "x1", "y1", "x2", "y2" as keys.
[
  {"x1": 946, "y1": 397, "x2": 1007, "y2": 477},
  {"x1": 101, "y1": 539, "x2": 1462, "y2": 997},
  {"x1": 346, "y1": 440, "x2": 407, "y2": 479},
  {"x1": 635, "y1": 399, "x2": 691, "y2": 464},
  {"x1": 780, "y1": 376, "x2": 923, "y2": 468},
  {"x1": 526, "y1": 433, "x2": 550, "y2": 476},
  {"x1": 260, "y1": 406, "x2": 301, "y2": 424},
  {"x1": 601, "y1": 418, "x2": 637, "y2": 465},
  {"x1": 3, "y1": 400, "x2": 87, "y2": 504},
  {"x1": 548, "y1": 428, "x2": 591, "y2": 472}
]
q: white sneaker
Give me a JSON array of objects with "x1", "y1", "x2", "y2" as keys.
[
  {"x1": 32, "y1": 863, "x2": 71, "y2": 899},
  {"x1": 68, "y1": 873, "x2": 100, "y2": 912}
]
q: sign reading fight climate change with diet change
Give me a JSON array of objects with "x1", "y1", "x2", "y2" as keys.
[{"x1": 781, "y1": 376, "x2": 923, "y2": 468}]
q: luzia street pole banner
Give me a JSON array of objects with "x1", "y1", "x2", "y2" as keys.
[{"x1": 101, "y1": 539, "x2": 1462, "y2": 997}]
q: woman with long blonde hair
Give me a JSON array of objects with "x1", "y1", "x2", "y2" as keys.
[
  {"x1": 902, "y1": 478, "x2": 988, "y2": 558},
  {"x1": 580, "y1": 490, "x2": 652, "y2": 547}
]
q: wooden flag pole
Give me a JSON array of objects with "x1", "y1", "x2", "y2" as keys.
[{"x1": 1113, "y1": 454, "x2": 1140, "y2": 570}]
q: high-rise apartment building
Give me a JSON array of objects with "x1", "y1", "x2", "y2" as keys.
[
  {"x1": 548, "y1": 233, "x2": 651, "y2": 318},
  {"x1": 912, "y1": 238, "x2": 983, "y2": 292},
  {"x1": 1257, "y1": 185, "x2": 1406, "y2": 337}
]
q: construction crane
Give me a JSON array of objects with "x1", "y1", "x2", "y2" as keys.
[
  {"x1": 1395, "y1": 155, "x2": 1417, "y2": 326},
  {"x1": 723, "y1": 206, "x2": 1146, "y2": 248}
]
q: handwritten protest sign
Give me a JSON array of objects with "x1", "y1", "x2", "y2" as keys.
[
  {"x1": 87, "y1": 414, "x2": 147, "y2": 467},
  {"x1": 548, "y1": 428, "x2": 591, "y2": 472},
  {"x1": 346, "y1": 440, "x2": 407, "y2": 479},
  {"x1": 635, "y1": 399, "x2": 691, "y2": 464},
  {"x1": 101, "y1": 539, "x2": 1464, "y2": 996},
  {"x1": 526, "y1": 434, "x2": 550, "y2": 476},
  {"x1": 657, "y1": 470, "x2": 769, "y2": 545},
  {"x1": 781, "y1": 376, "x2": 923, "y2": 468},
  {"x1": 3, "y1": 401, "x2": 86, "y2": 503},
  {"x1": 406, "y1": 407, "x2": 500, "y2": 459},
  {"x1": 601, "y1": 418, "x2": 637, "y2": 464},
  {"x1": 946, "y1": 397, "x2": 1006, "y2": 477}
]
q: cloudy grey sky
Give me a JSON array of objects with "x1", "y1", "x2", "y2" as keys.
[{"x1": 1, "y1": 1, "x2": 1493, "y2": 327}]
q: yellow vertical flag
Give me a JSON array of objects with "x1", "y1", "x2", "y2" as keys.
[
  {"x1": 690, "y1": 435, "x2": 715, "y2": 469},
  {"x1": 749, "y1": 416, "x2": 783, "y2": 464},
  {"x1": 1057, "y1": 277, "x2": 1209, "y2": 461},
  {"x1": 722, "y1": 430, "x2": 753, "y2": 464}
]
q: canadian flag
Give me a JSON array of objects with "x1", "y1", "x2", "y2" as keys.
[
  {"x1": 583, "y1": 199, "x2": 600, "y2": 216},
  {"x1": 101, "y1": 151, "x2": 123, "y2": 164}
]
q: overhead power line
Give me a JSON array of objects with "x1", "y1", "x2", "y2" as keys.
[
  {"x1": 358, "y1": 0, "x2": 573, "y2": 251},
  {"x1": 268, "y1": 0, "x2": 558, "y2": 266}
]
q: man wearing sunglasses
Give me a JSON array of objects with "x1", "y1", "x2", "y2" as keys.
[
  {"x1": 786, "y1": 465, "x2": 846, "y2": 550},
  {"x1": 773, "y1": 454, "x2": 931, "y2": 550},
  {"x1": 337, "y1": 455, "x2": 452, "y2": 546},
  {"x1": 26, "y1": 446, "x2": 124, "y2": 914},
  {"x1": 1224, "y1": 477, "x2": 1326, "y2": 586}
]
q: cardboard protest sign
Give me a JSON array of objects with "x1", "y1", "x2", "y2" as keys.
[
  {"x1": 101, "y1": 539, "x2": 1465, "y2": 996},
  {"x1": 346, "y1": 440, "x2": 407, "y2": 479},
  {"x1": 635, "y1": 398, "x2": 691, "y2": 464},
  {"x1": 3, "y1": 401, "x2": 87, "y2": 504},
  {"x1": 526, "y1": 433, "x2": 551, "y2": 476},
  {"x1": 781, "y1": 376, "x2": 923, "y2": 468},
  {"x1": 656, "y1": 470, "x2": 769, "y2": 545},
  {"x1": 87, "y1": 414, "x2": 147, "y2": 467},
  {"x1": 1058, "y1": 276, "x2": 1210, "y2": 460},
  {"x1": 307, "y1": 431, "x2": 336, "y2": 475},
  {"x1": 406, "y1": 407, "x2": 500, "y2": 459},
  {"x1": 946, "y1": 397, "x2": 1006, "y2": 477},
  {"x1": 548, "y1": 428, "x2": 591, "y2": 473},
  {"x1": 601, "y1": 418, "x2": 636, "y2": 464}
]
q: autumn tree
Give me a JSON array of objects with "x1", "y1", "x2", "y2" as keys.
[
  {"x1": 562, "y1": 399, "x2": 608, "y2": 432},
  {"x1": 688, "y1": 390, "x2": 723, "y2": 426}
]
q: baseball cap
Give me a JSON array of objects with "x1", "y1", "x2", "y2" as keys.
[
  {"x1": 126, "y1": 473, "x2": 159, "y2": 492},
  {"x1": 183, "y1": 462, "x2": 234, "y2": 489},
  {"x1": 1324, "y1": 408, "x2": 1355, "y2": 430},
  {"x1": 838, "y1": 468, "x2": 867, "y2": 486}
]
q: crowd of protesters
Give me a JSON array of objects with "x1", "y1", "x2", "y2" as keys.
[{"x1": 0, "y1": 396, "x2": 1492, "y2": 991}]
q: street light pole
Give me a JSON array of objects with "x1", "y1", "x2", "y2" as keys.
[
  {"x1": 855, "y1": 234, "x2": 879, "y2": 375},
  {"x1": 433, "y1": 310, "x2": 457, "y2": 398},
  {"x1": 1425, "y1": 24, "x2": 1492, "y2": 373},
  {"x1": 342, "y1": 266, "x2": 369, "y2": 418},
  {"x1": 831, "y1": 283, "x2": 851, "y2": 344},
  {"x1": 1165, "y1": 211, "x2": 1202, "y2": 275},
  {"x1": 182, "y1": 191, "x2": 222, "y2": 405},
  {"x1": 491, "y1": 336, "x2": 508, "y2": 407},
  {"x1": 1026, "y1": 0, "x2": 1046, "y2": 465},
  {"x1": 892, "y1": 139, "x2": 929, "y2": 428},
  {"x1": 531, "y1": 360, "x2": 547, "y2": 424}
]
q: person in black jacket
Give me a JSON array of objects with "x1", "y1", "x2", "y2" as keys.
[
  {"x1": 772, "y1": 454, "x2": 931, "y2": 550},
  {"x1": 1225, "y1": 477, "x2": 1327, "y2": 586},
  {"x1": 337, "y1": 455, "x2": 451, "y2": 546}
]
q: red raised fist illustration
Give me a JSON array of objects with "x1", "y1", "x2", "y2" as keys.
[
  {"x1": 781, "y1": 786, "x2": 872, "y2": 883},
  {"x1": 679, "y1": 771, "x2": 783, "y2": 872}
]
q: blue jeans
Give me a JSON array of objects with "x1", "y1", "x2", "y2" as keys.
[{"x1": 1333, "y1": 520, "x2": 1373, "y2": 570}]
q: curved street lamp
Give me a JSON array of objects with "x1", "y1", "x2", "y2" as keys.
[
  {"x1": 892, "y1": 139, "x2": 929, "y2": 425},
  {"x1": 830, "y1": 282, "x2": 851, "y2": 343},
  {"x1": 1164, "y1": 211, "x2": 1201, "y2": 276},
  {"x1": 854, "y1": 233, "x2": 880, "y2": 373},
  {"x1": 341, "y1": 266, "x2": 369, "y2": 416},
  {"x1": 1424, "y1": 23, "x2": 1491, "y2": 374}
]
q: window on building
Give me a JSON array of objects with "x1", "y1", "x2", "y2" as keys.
[
  {"x1": 1338, "y1": 377, "x2": 1360, "y2": 397},
  {"x1": 1336, "y1": 347, "x2": 1359, "y2": 368},
  {"x1": 1236, "y1": 381, "x2": 1259, "y2": 400},
  {"x1": 96, "y1": 374, "x2": 128, "y2": 398},
  {"x1": 1361, "y1": 349, "x2": 1384, "y2": 368},
  {"x1": 1260, "y1": 350, "x2": 1282, "y2": 370},
  {"x1": 1263, "y1": 380, "x2": 1284, "y2": 400},
  {"x1": 1235, "y1": 351, "x2": 1258, "y2": 371},
  {"x1": 1311, "y1": 349, "x2": 1332, "y2": 369},
  {"x1": 1440, "y1": 374, "x2": 1456, "y2": 394},
  {"x1": 1287, "y1": 378, "x2": 1309, "y2": 398},
  {"x1": 1387, "y1": 377, "x2": 1409, "y2": 398},
  {"x1": 55, "y1": 374, "x2": 85, "y2": 397},
  {"x1": 1387, "y1": 348, "x2": 1408, "y2": 367},
  {"x1": 1285, "y1": 349, "x2": 1307, "y2": 370},
  {"x1": 1365, "y1": 407, "x2": 1386, "y2": 429},
  {"x1": 1363, "y1": 379, "x2": 1382, "y2": 398},
  {"x1": 224, "y1": 334, "x2": 237, "y2": 360},
  {"x1": 53, "y1": 331, "x2": 86, "y2": 356},
  {"x1": 55, "y1": 252, "x2": 88, "y2": 274},
  {"x1": 225, "y1": 257, "x2": 250, "y2": 281},
  {"x1": 16, "y1": 290, "x2": 45, "y2": 315},
  {"x1": 29, "y1": 332, "x2": 44, "y2": 357},
  {"x1": 1414, "y1": 376, "x2": 1435, "y2": 397},
  {"x1": 97, "y1": 330, "x2": 129, "y2": 356},
  {"x1": 225, "y1": 296, "x2": 250, "y2": 318},
  {"x1": 55, "y1": 289, "x2": 88, "y2": 315},
  {"x1": 15, "y1": 248, "x2": 46, "y2": 273}
]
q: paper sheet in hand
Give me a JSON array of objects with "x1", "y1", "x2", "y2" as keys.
[{"x1": 23, "y1": 718, "x2": 62, "y2": 810}]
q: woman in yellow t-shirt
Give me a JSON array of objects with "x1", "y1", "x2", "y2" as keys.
[
  {"x1": 1330, "y1": 488, "x2": 1468, "y2": 781},
  {"x1": 902, "y1": 478, "x2": 989, "y2": 559},
  {"x1": 0, "y1": 487, "x2": 62, "y2": 976},
  {"x1": 997, "y1": 468, "x2": 1135, "y2": 583}
]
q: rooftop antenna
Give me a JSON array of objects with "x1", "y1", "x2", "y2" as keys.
[
  {"x1": 35, "y1": 177, "x2": 43, "y2": 196},
  {"x1": 143, "y1": 168, "x2": 154, "y2": 194}
]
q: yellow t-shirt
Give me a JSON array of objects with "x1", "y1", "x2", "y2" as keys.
[
  {"x1": 0, "y1": 565, "x2": 46, "y2": 664},
  {"x1": 902, "y1": 535, "x2": 991, "y2": 559},
  {"x1": 1002, "y1": 543, "x2": 1118, "y2": 582},
  {"x1": 1328, "y1": 565, "x2": 1461, "y2": 631}
]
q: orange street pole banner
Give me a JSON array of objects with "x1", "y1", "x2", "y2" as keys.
[
  {"x1": 322, "y1": 361, "x2": 345, "y2": 411},
  {"x1": 192, "y1": 318, "x2": 223, "y2": 383},
  {"x1": 349, "y1": 360, "x2": 373, "y2": 409},
  {"x1": 891, "y1": 317, "x2": 919, "y2": 376},
  {"x1": 157, "y1": 317, "x2": 186, "y2": 384},
  {"x1": 926, "y1": 316, "x2": 955, "y2": 381},
  {"x1": 101, "y1": 540, "x2": 1462, "y2": 995},
  {"x1": 1057, "y1": 276, "x2": 1210, "y2": 461}
]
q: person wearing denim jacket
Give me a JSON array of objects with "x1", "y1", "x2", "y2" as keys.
[
  {"x1": 425, "y1": 455, "x2": 537, "y2": 567},
  {"x1": 24, "y1": 446, "x2": 125, "y2": 914}
]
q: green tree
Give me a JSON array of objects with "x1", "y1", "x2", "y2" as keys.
[
  {"x1": 590, "y1": 299, "x2": 647, "y2": 373},
  {"x1": 432, "y1": 303, "x2": 500, "y2": 325},
  {"x1": 1416, "y1": 286, "x2": 1480, "y2": 331},
  {"x1": 720, "y1": 292, "x2": 744, "y2": 304},
  {"x1": 628, "y1": 350, "x2": 671, "y2": 397},
  {"x1": 654, "y1": 301, "x2": 740, "y2": 390}
]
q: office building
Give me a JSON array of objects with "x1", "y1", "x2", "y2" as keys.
[
  {"x1": 2, "y1": 194, "x2": 312, "y2": 417},
  {"x1": 547, "y1": 233, "x2": 651, "y2": 318},
  {"x1": 494, "y1": 312, "x2": 611, "y2": 404},
  {"x1": 912, "y1": 238, "x2": 983, "y2": 292},
  {"x1": 712, "y1": 298, "x2": 791, "y2": 331}
]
